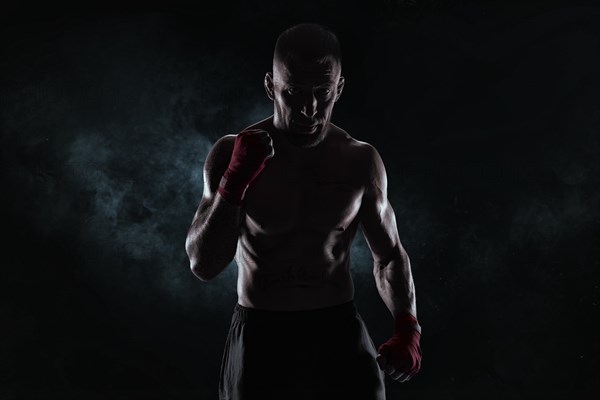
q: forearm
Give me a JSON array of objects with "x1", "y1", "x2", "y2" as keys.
[
  {"x1": 374, "y1": 246, "x2": 419, "y2": 328},
  {"x1": 186, "y1": 193, "x2": 241, "y2": 281}
]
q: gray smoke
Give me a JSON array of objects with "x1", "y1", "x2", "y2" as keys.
[{"x1": 1, "y1": 14, "x2": 276, "y2": 318}]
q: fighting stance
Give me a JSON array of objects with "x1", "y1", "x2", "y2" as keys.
[{"x1": 186, "y1": 23, "x2": 422, "y2": 400}]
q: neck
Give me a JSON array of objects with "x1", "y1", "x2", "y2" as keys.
[{"x1": 271, "y1": 117, "x2": 331, "y2": 150}]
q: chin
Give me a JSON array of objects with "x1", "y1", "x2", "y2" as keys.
[
  {"x1": 290, "y1": 122, "x2": 320, "y2": 135},
  {"x1": 286, "y1": 128, "x2": 325, "y2": 148}
]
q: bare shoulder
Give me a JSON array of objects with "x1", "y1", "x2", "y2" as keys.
[
  {"x1": 328, "y1": 123, "x2": 382, "y2": 168},
  {"x1": 241, "y1": 115, "x2": 274, "y2": 132},
  {"x1": 205, "y1": 134, "x2": 235, "y2": 170},
  {"x1": 329, "y1": 124, "x2": 386, "y2": 193}
]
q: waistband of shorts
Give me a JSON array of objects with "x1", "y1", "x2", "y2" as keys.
[{"x1": 233, "y1": 300, "x2": 357, "y2": 323}]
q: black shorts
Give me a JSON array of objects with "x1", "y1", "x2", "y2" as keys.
[{"x1": 218, "y1": 300, "x2": 386, "y2": 400}]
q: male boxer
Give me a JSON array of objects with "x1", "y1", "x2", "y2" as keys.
[{"x1": 185, "y1": 23, "x2": 422, "y2": 400}]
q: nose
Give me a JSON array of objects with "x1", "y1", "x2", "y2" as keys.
[{"x1": 300, "y1": 93, "x2": 317, "y2": 118}]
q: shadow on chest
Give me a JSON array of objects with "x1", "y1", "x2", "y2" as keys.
[{"x1": 243, "y1": 155, "x2": 364, "y2": 234}]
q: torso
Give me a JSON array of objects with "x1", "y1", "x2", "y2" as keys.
[{"x1": 234, "y1": 117, "x2": 369, "y2": 311}]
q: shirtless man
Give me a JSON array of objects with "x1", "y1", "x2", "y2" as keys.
[{"x1": 185, "y1": 23, "x2": 422, "y2": 400}]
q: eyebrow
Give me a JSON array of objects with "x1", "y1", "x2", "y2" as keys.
[{"x1": 286, "y1": 81, "x2": 335, "y2": 87}]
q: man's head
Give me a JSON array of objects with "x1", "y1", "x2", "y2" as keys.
[{"x1": 264, "y1": 23, "x2": 345, "y2": 148}]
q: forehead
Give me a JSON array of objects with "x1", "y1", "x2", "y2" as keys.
[{"x1": 273, "y1": 57, "x2": 340, "y2": 85}]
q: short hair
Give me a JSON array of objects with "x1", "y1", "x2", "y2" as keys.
[{"x1": 273, "y1": 23, "x2": 342, "y2": 68}]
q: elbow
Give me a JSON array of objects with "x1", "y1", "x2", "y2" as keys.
[
  {"x1": 190, "y1": 263, "x2": 213, "y2": 282},
  {"x1": 190, "y1": 260, "x2": 229, "y2": 282},
  {"x1": 186, "y1": 236, "x2": 210, "y2": 282},
  {"x1": 185, "y1": 235, "x2": 235, "y2": 282},
  {"x1": 372, "y1": 244, "x2": 405, "y2": 272},
  {"x1": 190, "y1": 253, "x2": 236, "y2": 281},
  {"x1": 186, "y1": 250, "x2": 215, "y2": 282},
  {"x1": 187, "y1": 247, "x2": 216, "y2": 281},
  {"x1": 186, "y1": 250, "x2": 222, "y2": 283}
]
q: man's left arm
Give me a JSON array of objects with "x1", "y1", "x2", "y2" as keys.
[{"x1": 358, "y1": 143, "x2": 422, "y2": 382}]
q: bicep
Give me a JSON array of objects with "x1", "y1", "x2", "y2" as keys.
[
  {"x1": 359, "y1": 189, "x2": 402, "y2": 267},
  {"x1": 358, "y1": 145, "x2": 401, "y2": 266}
]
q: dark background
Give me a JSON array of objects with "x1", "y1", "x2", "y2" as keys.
[{"x1": 2, "y1": 0, "x2": 599, "y2": 399}]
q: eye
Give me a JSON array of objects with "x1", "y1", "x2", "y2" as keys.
[
  {"x1": 286, "y1": 87, "x2": 299, "y2": 95},
  {"x1": 317, "y1": 88, "x2": 332, "y2": 96}
]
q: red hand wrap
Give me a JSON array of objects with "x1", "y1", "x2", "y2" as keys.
[
  {"x1": 217, "y1": 130, "x2": 272, "y2": 205},
  {"x1": 377, "y1": 312, "x2": 422, "y2": 377}
]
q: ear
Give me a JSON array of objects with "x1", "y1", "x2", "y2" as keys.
[
  {"x1": 334, "y1": 76, "x2": 345, "y2": 102},
  {"x1": 264, "y1": 72, "x2": 274, "y2": 101}
]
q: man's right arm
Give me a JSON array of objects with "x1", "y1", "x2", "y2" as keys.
[
  {"x1": 185, "y1": 129, "x2": 274, "y2": 281},
  {"x1": 185, "y1": 135, "x2": 241, "y2": 281}
]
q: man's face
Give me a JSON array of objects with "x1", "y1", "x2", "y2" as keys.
[{"x1": 265, "y1": 56, "x2": 344, "y2": 147}]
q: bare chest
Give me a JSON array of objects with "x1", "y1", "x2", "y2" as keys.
[{"x1": 242, "y1": 154, "x2": 365, "y2": 235}]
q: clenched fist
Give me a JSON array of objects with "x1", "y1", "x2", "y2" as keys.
[
  {"x1": 376, "y1": 312, "x2": 422, "y2": 383},
  {"x1": 218, "y1": 129, "x2": 274, "y2": 205}
]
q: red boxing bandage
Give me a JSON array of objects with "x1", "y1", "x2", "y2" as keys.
[
  {"x1": 377, "y1": 312, "x2": 422, "y2": 377},
  {"x1": 217, "y1": 130, "x2": 272, "y2": 205}
]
